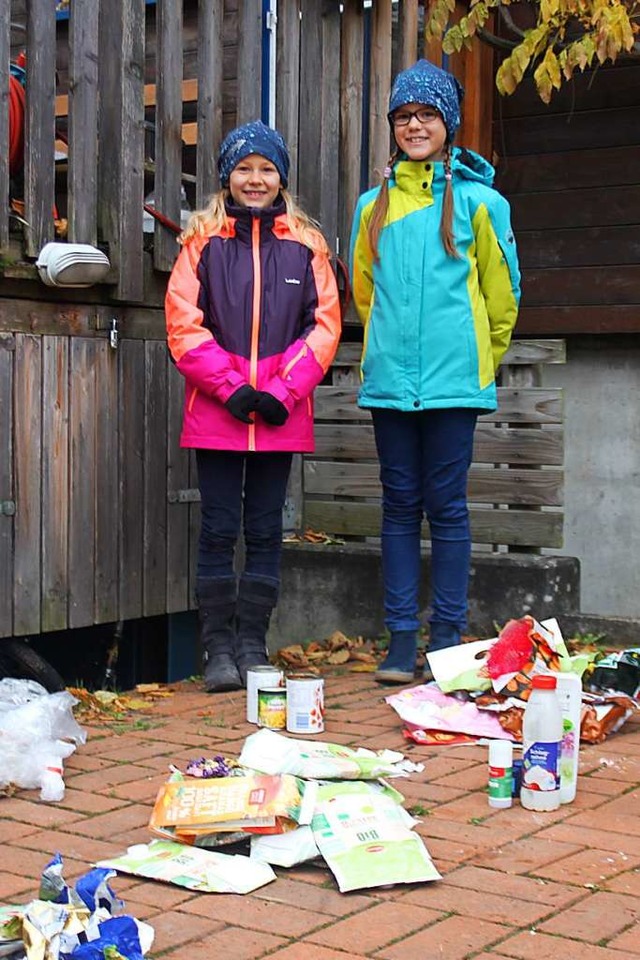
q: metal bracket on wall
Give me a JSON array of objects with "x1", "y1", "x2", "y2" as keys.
[
  {"x1": 167, "y1": 489, "x2": 202, "y2": 504},
  {"x1": 0, "y1": 501, "x2": 16, "y2": 516}
]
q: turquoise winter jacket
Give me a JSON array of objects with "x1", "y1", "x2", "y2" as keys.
[{"x1": 349, "y1": 147, "x2": 520, "y2": 412}]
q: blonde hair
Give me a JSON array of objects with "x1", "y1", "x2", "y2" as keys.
[
  {"x1": 179, "y1": 188, "x2": 330, "y2": 255},
  {"x1": 367, "y1": 143, "x2": 458, "y2": 261}
]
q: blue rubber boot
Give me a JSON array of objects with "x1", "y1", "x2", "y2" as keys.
[
  {"x1": 375, "y1": 630, "x2": 418, "y2": 685},
  {"x1": 423, "y1": 621, "x2": 461, "y2": 681}
]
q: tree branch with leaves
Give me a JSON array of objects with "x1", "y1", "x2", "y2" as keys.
[{"x1": 425, "y1": 0, "x2": 640, "y2": 102}]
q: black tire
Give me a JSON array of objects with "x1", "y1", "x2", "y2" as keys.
[{"x1": 0, "y1": 638, "x2": 66, "y2": 692}]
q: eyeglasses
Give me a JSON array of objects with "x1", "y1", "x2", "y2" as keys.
[{"x1": 391, "y1": 108, "x2": 441, "y2": 127}]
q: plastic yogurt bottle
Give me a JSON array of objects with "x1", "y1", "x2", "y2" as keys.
[{"x1": 520, "y1": 674, "x2": 562, "y2": 811}]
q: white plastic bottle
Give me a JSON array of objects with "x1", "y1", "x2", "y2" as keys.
[
  {"x1": 556, "y1": 672, "x2": 582, "y2": 804},
  {"x1": 520, "y1": 675, "x2": 562, "y2": 811},
  {"x1": 488, "y1": 739, "x2": 513, "y2": 808}
]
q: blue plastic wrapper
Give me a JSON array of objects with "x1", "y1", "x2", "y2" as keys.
[
  {"x1": 75, "y1": 868, "x2": 123, "y2": 914},
  {"x1": 61, "y1": 916, "x2": 144, "y2": 960},
  {"x1": 39, "y1": 855, "x2": 122, "y2": 914}
]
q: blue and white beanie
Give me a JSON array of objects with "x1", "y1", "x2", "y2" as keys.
[
  {"x1": 388, "y1": 59, "x2": 464, "y2": 142},
  {"x1": 217, "y1": 120, "x2": 290, "y2": 188}
]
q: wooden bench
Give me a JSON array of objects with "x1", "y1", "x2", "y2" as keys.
[{"x1": 302, "y1": 338, "x2": 566, "y2": 551}]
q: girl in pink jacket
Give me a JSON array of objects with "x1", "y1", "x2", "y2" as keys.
[{"x1": 166, "y1": 121, "x2": 341, "y2": 692}]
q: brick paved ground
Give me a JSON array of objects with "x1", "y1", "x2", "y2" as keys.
[{"x1": 2, "y1": 674, "x2": 639, "y2": 959}]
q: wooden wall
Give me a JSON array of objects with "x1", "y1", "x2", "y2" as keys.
[
  {"x1": 0, "y1": 315, "x2": 199, "y2": 640},
  {"x1": 494, "y1": 60, "x2": 640, "y2": 336}
]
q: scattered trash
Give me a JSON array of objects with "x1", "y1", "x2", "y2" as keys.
[
  {"x1": 2, "y1": 854, "x2": 154, "y2": 960},
  {"x1": 385, "y1": 684, "x2": 515, "y2": 742},
  {"x1": 310, "y1": 780, "x2": 440, "y2": 892},
  {"x1": 246, "y1": 665, "x2": 284, "y2": 724},
  {"x1": 0, "y1": 679, "x2": 86, "y2": 802},
  {"x1": 97, "y1": 839, "x2": 276, "y2": 894},
  {"x1": 238, "y1": 728, "x2": 423, "y2": 779},
  {"x1": 249, "y1": 825, "x2": 320, "y2": 868},
  {"x1": 587, "y1": 648, "x2": 640, "y2": 699},
  {"x1": 149, "y1": 769, "x2": 314, "y2": 840},
  {"x1": 285, "y1": 672, "x2": 325, "y2": 734}
]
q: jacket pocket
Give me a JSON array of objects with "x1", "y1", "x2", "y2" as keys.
[{"x1": 187, "y1": 386, "x2": 199, "y2": 412}]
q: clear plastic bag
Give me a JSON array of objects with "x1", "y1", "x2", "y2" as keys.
[{"x1": 0, "y1": 679, "x2": 86, "y2": 802}]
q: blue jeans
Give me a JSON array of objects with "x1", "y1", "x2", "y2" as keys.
[
  {"x1": 371, "y1": 408, "x2": 478, "y2": 636},
  {"x1": 196, "y1": 450, "x2": 293, "y2": 582}
]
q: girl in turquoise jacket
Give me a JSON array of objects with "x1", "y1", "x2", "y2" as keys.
[{"x1": 350, "y1": 59, "x2": 520, "y2": 684}]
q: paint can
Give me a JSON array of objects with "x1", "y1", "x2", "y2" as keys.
[
  {"x1": 246, "y1": 665, "x2": 284, "y2": 724},
  {"x1": 257, "y1": 687, "x2": 287, "y2": 730},
  {"x1": 286, "y1": 672, "x2": 325, "y2": 734}
]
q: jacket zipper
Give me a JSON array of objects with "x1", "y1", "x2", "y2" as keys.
[
  {"x1": 282, "y1": 342, "x2": 308, "y2": 379},
  {"x1": 248, "y1": 217, "x2": 262, "y2": 452}
]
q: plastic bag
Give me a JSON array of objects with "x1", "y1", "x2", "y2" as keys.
[{"x1": 0, "y1": 680, "x2": 86, "y2": 801}]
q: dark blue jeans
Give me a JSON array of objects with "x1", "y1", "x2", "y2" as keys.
[
  {"x1": 371, "y1": 408, "x2": 478, "y2": 636},
  {"x1": 196, "y1": 450, "x2": 293, "y2": 582}
]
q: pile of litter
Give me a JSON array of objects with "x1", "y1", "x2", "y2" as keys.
[
  {"x1": 386, "y1": 616, "x2": 639, "y2": 747},
  {"x1": 0, "y1": 854, "x2": 153, "y2": 960},
  {"x1": 96, "y1": 728, "x2": 441, "y2": 895}
]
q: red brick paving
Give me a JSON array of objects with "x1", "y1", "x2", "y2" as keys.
[{"x1": 1, "y1": 676, "x2": 639, "y2": 960}]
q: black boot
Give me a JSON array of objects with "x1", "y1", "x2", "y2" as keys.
[
  {"x1": 196, "y1": 577, "x2": 242, "y2": 692},
  {"x1": 235, "y1": 575, "x2": 278, "y2": 685}
]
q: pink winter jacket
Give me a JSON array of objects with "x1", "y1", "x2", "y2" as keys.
[{"x1": 166, "y1": 199, "x2": 342, "y2": 452}]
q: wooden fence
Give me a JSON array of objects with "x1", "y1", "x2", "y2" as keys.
[{"x1": 2, "y1": 0, "x2": 494, "y2": 290}]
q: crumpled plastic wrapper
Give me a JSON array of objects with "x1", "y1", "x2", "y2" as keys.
[{"x1": 9, "y1": 854, "x2": 153, "y2": 960}]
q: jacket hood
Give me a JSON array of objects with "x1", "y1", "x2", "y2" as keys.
[{"x1": 451, "y1": 147, "x2": 495, "y2": 186}]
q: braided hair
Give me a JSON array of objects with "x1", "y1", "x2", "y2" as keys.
[{"x1": 366, "y1": 142, "x2": 459, "y2": 261}]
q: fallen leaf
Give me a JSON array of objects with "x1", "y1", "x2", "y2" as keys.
[
  {"x1": 349, "y1": 663, "x2": 377, "y2": 672},
  {"x1": 326, "y1": 648, "x2": 350, "y2": 665}
]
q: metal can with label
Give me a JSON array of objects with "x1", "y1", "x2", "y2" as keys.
[
  {"x1": 246, "y1": 665, "x2": 284, "y2": 724},
  {"x1": 257, "y1": 688, "x2": 287, "y2": 730},
  {"x1": 286, "y1": 673, "x2": 325, "y2": 734}
]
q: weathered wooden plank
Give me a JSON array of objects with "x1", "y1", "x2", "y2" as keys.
[
  {"x1": 24, "y1": 0, "x2": 56, "y2": 257},
  {"x1": 523, "y1": 264, "x2": 640, "y2": 307},
  {"x1": 13, "y1": 334, "x2": 42, "y2": 634},
  {"x1": 98, "y1": 0, "x2": 146, "y2": 300},
  {"x1": 166, "y1": 359, "x2": 191, "y2": 612},
  {"x1": 119, "y1": 339, "x2": 145, "y2": 621},
  {"x1": 396, "y1": 0, "x2": 418, "y2": 72},
  {"x1": 313, "y1": 422, "x2": 564, "y2": 465},
  {"x1": 68, "y1": 338, "x2": 96, "y2": 629},
  {"x1": 68, "y1": 0, "x2": 99, "y2": 244},
  {"x1": 298, "y1": 0, "x2": 323, "y2": 220},
  {"x1": 196, "y1": 0, "x2": 224, "y2": 207},
  {"x1": 237, "y1": 0, "x2": 262, "y2": 123},
  {"x1": 319, "y1": 2, "x2": 341, "y2": 251},
  {"x1": 499, "y1": 64, "x2": 640, "y2": 120},
  {"x1": 304, "y1": 500, "x2": 564, "y2": 548},
  {"x1": 143, "y1": 340, "x2": 168, "y2": 617},
  {"x1": 304, "y1": 460, "x2": 564, "y2": 507},
  {"x1": 154, "y1": 0, "x2": 184, "y2": 270},
  {"x1": 188, "y1": 449, "x2": 200, "y2": 608},
  {"x1": 338, "y1": 0, "x2": 364, "y2": 255},
  {"x1": 502, "y1": 106, "x2": 640, "y2": 156},
  {"x1": 517, "y1": 305, "x2": 640, "y2": 336},
  {"x1": 518, "y1": 225, "x2": 640, "y2": 270},
  {"x1": 496, "y1": 146, "x2": 640, "y2": 196},
  {"x1": 0, "y1": 1, "x2": 10, "y2": 251},
  {"x1": 0, "y1": 334, "x2": 14, "y2": 636},
  {"x1": 368, "y1": 0, "x2": 393, "y2": 186},
  {"x1": 511, "y1": 185, "x2": 640, "y2": 232},
  {"x1": 276, "y1": 0, "x2": 301, "y2": 194},
  {"x1": 333, "y1": 339, "x2": 567, "y2": 368},
  {"x1": 94, "y1": 340, "x2": 120, "y2": 624},
  {"x1": 41, "y1": 337, "x2": 69, "y2": 633},
  {"x1": 314, "y1": 386, "x2": 563, "y2": 424}
]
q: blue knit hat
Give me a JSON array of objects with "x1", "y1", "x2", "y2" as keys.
[
  {"x1": 217, "y1": 120, "x2": 290, "y2": 188},
  {"x1": 388, "y1": 59, "x2": 464, "y2": 142}
]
